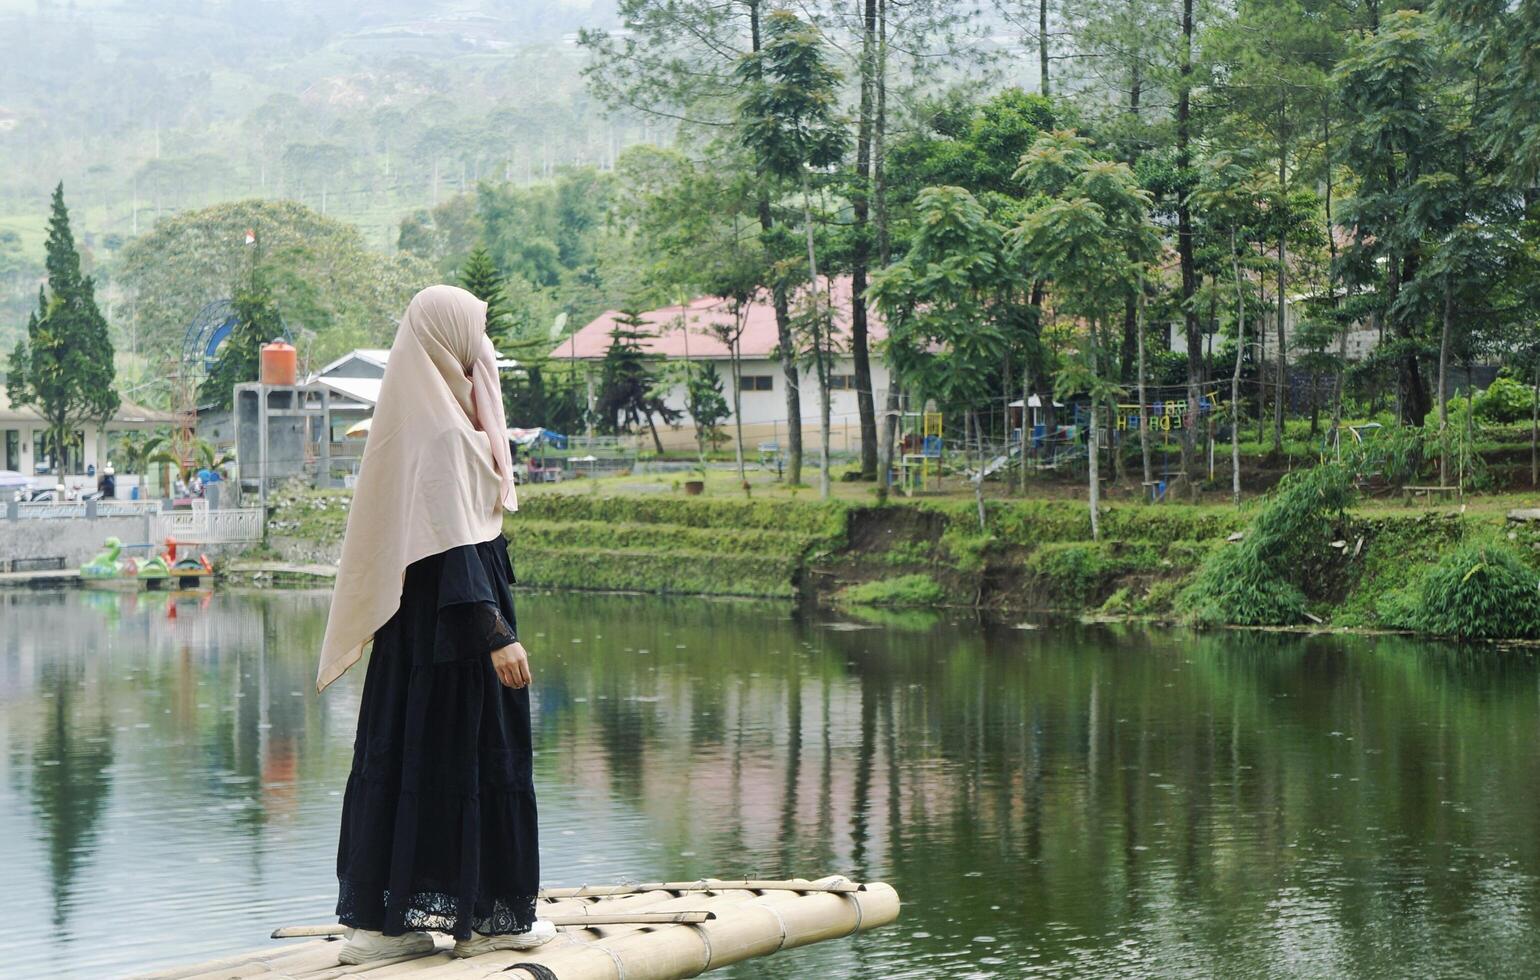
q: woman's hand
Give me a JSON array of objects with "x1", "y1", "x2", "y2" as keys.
[{"x1": 491, "y1": 641, "x2": 532, "y2": 689}]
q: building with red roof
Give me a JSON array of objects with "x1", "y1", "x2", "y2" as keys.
[{"x1": 552, "y1": 277, "x2": 891, "y2": 453}]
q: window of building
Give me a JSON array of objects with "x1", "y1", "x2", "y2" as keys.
[
  {"x1": 827, "y1": 375, "x2": 856, "y2": 391},
  {"x1": 4, "y1": 429, "x2": 18, "y2": 471},
  {"x1": 33, "y1": 429, "x2": 85, "y2": 475},
  {"x1": 741, "y1": 375, "x2": 774, "y2": 391}
]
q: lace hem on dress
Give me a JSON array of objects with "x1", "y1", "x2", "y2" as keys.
[{"x1": 337, "y1": 877, "x2": 538, "y2": 938}]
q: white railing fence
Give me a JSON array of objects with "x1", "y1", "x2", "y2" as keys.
[
  {"x1": 15, "y1": 502, "x2": 87, "y2": 520},
  {"x1": 151, "y1": 508, "x2": 263, "y2": 543},
  {"x1": 95, "y1": 500, "x2": 163, "y2": 518}
]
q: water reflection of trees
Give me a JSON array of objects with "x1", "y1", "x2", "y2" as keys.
[
  {"x1": 9, "y1": 587, "x2": 1540, "y2": 974},
  {"x1": 4, "y1": 589, "x2": 346, "y2": 939},
  {"x1": 524, "y1": 596, "x2": 1540, "y2": 973},
  {"x1": 30, "y1": 663, "x2": 115, "y2": 927}
]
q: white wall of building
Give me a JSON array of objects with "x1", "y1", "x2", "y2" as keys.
[
  {"x1": 1166, "y1": 298, "x2": 1379, "y2": 362},
  {"x1": 620, "y1": 355, "x2": 892, "y2": 452}
]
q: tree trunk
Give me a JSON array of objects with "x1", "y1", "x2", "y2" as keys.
[
  {"x1": 971, "y1": 409, "x2": 986, "y2": 530},
  {"x1": 1274, "y1": 202, "x2": 1287, "y2": 453},
  {"x1": 1531, "y1": 359, "x2": 1537, "y2": 488},
  {"x1": 879, "y1": 386, "x2": 899, "y2": 496},
  {"x1": 850, "y1": 0, "x2": 879, "y2": 480},
  {"x1": 1325, "y1": 105, "x2": 1346, "y2": 457},
  {"x1": 1137, "y1": 287, "x2": 1152, "y2": 488},
  {"x1": 1390, "y1": 251, "x2": 1431, "y2": 425},
  {"x1": 1087, "y1": 344, "x2": 1101, "y2": 542},
  {"x1": 1437, "y1": 281, "x2": 1452, "y2": 487},
  {"x1": 1231, "y1": 228, "x2": 1245, "y2": 505},
  {"x1": 731, "y1": 332, "x2": 746, "y2": 485},
  {"x1": 1039, "y1": 0, "x2": 1050, "y2": 96},
  {"x1": 1120, "y1": 296, "x2": 1138, "y2": 385},
  {"x1": 1024, "y1": 281, "x2": 1045, "y2": 494},
  {"x1": 1021, "y1": 358, "x2": 1032, "y2": 495},
  {"x1": 751, "y1": 1, "x2": 801, "y2": 484},
  {"x1": 1176, "y1": 0, "x2": 1199, "y2": 498},
  {"x1": 1120, "y1": 35, "x2": 1143, "y2": 388},
  {"x1": 646, "y1": 411, "x2": 664, "y2": 455},
  {"x1": 800, "y1": 176, "x2": 832, "y2": 500},
  {"x1": 1463, "y1": 357, "x2": 1474, "y2": 496},
  {"x1": 874, "y1": 0, "x2": 890, "y2": 267},
  {"x1": 773, "y1": 289, "x2": 802, "y2": 484}
]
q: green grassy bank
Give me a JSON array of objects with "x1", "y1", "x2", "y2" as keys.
[{"x1": 261, "y1": 485, "x2": 1540, "y2": 639}]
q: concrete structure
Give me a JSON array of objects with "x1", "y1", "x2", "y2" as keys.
[
  {"x1": 0, "y1": 499, "x2": 261, "y2": 566},
  {"x1": 233, "y1": 382, "x2": 335, "y2": 497},
  {"x1": 0, "y1": 385, "x2": 178, "y2": 492},
  {"x1": 554, "y1": 277, "x2": 890, "y2": 453}
]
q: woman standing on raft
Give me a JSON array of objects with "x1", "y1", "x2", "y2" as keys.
[{"x1": 316, "y1": 284, "x2": 554, "y2": 964}]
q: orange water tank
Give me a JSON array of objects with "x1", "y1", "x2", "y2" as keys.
[{"x1": 260, "y1": 340, "x2": 297, "y2": 386}]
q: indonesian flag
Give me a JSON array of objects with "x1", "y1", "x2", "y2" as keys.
[{"x1": 244, "y1": 228, "x2": 256, "y2": 246}]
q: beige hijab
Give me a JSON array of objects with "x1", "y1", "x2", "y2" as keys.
[{"x1": 316, "y1": 284, "x2": 518, "y2": 692}]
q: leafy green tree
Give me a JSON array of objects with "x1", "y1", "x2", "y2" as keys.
[
  {"x1": 1336, "y1": 10, "x2": 1451, "y2": 426},
  {"x1": 1203, "y1": 0, "x2": 1341, "y2": 453},
  {"x1": 119, "y1": 199, "x2": 432, "y2": 373},
  {"x1": 886, "y1": 90, "x2": 1059, "y2": 216},
  {"x1": 736, "y1": 9, "x2": 849, "y2": 498},
  {"x1": 583, "y1": 0, "x2": 809, "y2": 485},
  {"x1": 1012, "y1": 132, "x2": 1159, "y2": 539},
  {"x1": 868, "y1": 186, "x2": 1017, "y2": 522},
  {"x1": 596, "y1": 309, "x2": 680, "y2": 454},
  {"x1": 7, "y1": 184, "x2": 118, "y2": 474},
  {"x1": 1439, "y1": 0, "x2": 1540, "y2": 188},
  {"x1": 1193, "y1": 154, "x2": 1269, "y2": 503},
  {"x1": 620, "y1": 145, "x2": 769, "y2": 482},
  {"x1": 683, "y1": 362, "x2": 732, "y2": 463}
]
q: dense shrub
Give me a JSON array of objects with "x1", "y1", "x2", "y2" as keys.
[
  {"x1": 1377, "y1": 541, "x2": 1540, "y2": 639},
  {"x1": 1179, "y1": 463, "x2": 1355, "y2": 626},
  {"x1": 1026, "y1": 542, "x2": 1125, "y2": 605},
  {"x1": 1180, "y1": 544, "x2": 1311, "y2": 626},
  {"x1": 1474, "y1": 376, "x2": 1536, "y2": 424}
]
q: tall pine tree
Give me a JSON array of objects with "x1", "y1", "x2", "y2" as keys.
[
  {"x1": 596, "y1": 309, "x2": 679, "y2": 454},
  {"x1": 457, "y1": 245, "x2": 513, "y2": 343},
  {"x1": 7, "y1": 183, "x2": 118, "y2": 474}
]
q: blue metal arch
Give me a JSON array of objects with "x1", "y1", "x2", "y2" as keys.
[{"x1": 181, "y1": 298, "x2": 292, "y2": 373}]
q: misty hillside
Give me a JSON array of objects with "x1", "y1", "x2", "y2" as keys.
[{"x1": 0, "y1": 0, "x2": 636, "y2": 349}]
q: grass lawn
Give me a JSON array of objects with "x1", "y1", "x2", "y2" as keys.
[{"x1": 517, "y1": 459, "x2": 1540, "y2": 517}]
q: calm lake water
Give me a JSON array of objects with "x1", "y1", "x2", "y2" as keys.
[{"x1": 3, "y1": 588, "x2": 1540, "y2": 978}]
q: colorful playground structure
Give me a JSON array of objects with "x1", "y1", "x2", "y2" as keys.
[{"x1": 887, "y1": 386, "x2": 1229, "y2": 495}]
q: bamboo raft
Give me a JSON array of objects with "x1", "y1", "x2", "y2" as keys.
[{"x1": 132, "y1": 876, "x2": 899, "y2": 980}]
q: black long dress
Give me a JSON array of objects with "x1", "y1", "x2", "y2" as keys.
[{"x1": 335, "y1": 533, "x2": 538, "y2": 940}]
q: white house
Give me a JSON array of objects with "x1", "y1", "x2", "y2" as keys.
[
  {"x1": 300, "y1": 346, "x2": 519, "y2": 430},
  {"x1": 1, "y1": 383, "x2": 178, "y2": 492},
  {"x1": 552, "y1": 277, "x2": 891, "y2": 454}
]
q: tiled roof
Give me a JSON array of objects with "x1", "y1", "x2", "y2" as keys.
[{"x1": 552, "y1": 276, "x2": 886, "y2": 361}]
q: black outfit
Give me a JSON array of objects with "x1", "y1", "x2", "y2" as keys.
[{"x1": 335, "y1": 533, "x2": 538, "y2": 940}]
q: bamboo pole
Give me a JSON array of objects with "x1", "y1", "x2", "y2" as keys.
[
  {"x1": 274, "y1": 913, "x2": 717, "y2": 939},
  {"x1": 130, "y1": 943, "x2": 338, "y2": 980},
  {"x1": 538, "y1": 878, "x2": 862, "y2": 899},
  {"x1": 135, "y1": 878, "x2": 900, "y2": 980},
  {"x1": 335, "y1": 888, "x2": 779, "y2": 980}
]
